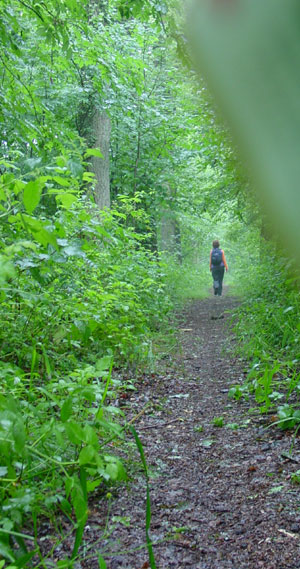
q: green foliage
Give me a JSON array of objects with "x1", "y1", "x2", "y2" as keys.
[
  {"x1": 225, "y1": 423, "x2": 240, "y2": 431},
  {"x1": 0, "y1": 170, "x2": 171, "y2": 369},
  {"x1": 0, "y1": 157, "x2": 171, "y2": 562},
  {"x1": 277, "y1": 405, "x2": 300, "y2": 430},
  {"x1": 0, "y1": 357, "x2": 127, "y2": 566},
  {"x1": 231, "y1": 239, "x2": 300, "y2": 426},
  {"x1": 228, "y1": 385, "x2": 248, "y2": 401},
  {"x1": 291, "y1": 470, "x2": 300, "y2": 484},
  {"x1": 164, "y1": 258, "x2": 208, "y2": 305},
  {"x1": 212, "y1": 416, "x2": 224, "y2": 427},
  {"x1": 201, "y1": 439, "x2": 214, "y2": 448}
]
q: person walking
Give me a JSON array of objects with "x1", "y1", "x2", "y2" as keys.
[{"x1": 209, "y1": 240, "x2": 228, "y2": 296}]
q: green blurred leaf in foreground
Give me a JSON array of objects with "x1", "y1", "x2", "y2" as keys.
[{"x1": 188, "y1": 0, "x2": 300, "y2": 255}]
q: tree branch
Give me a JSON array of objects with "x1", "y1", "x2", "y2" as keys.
[
  {"x1": 15, "y1": 0, "x2": 44, "y2": 21},
  {"x1": 0, "y1": 55, "x2": 39, "y2": 122}
]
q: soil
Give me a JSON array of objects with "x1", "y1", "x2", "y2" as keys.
[{"x1": 49, "y1": 291, "x2": 300, "y2": 568}]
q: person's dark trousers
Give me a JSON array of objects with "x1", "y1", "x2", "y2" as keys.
[{"x1": 212, "y1": 266, "x2": 225, "y2": 296}]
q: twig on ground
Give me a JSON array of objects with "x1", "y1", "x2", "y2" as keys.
[
  {"x1": 127, "y1": 403, "x2": 152, "y2": 426},
  {"x1": 137, "y1": 417, "x2": 187, "y2": 430},
  {"x1": 280, "y1": 451, "x2": 300, "y2": 463}
]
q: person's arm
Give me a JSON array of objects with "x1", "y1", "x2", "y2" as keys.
[
  {"x1": 222, "y1": 250, "x2": 228, "y2": 271},
  {"x1": 209, "y1": 250, "x2": 212, "y2": 270}
]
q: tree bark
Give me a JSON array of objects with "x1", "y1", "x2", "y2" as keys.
[
  {"x1": 91, "y1": 110, "x2": 111, "y2": 210},
  {"x1": 158, "y1": 184, "x2": 182, "y2": 261}
]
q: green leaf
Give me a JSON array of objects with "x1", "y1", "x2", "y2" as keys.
[
  {"x1": 82, "y1": 171, "x2": 95, "y2": 181},
  {"x1": 101, "y1": 360, "x2": 113, "y2": 405},
  {"x1": 13, "y1": 420, "x2": 26, "y2": 455},
  {"x1": 56, "y1": 558, "x2": 72, "y2": 568},
  {"x1": 41, "y1": 344, "x2": 52, "y2": 378},
  {"x1": 130, "y1": 427, "x2": 148, "y2": 475},
  {"x1": 130, "y1": 427, "x2": 156, "y2": 568},
  {"x1": 60, "y1": 397, "x2": 73, "y2": 422},
  {"x1": 23, "y1": 179, "x2": 44, "y2": 214},
  {"x1": 104, "y1": 456, "x2": 127, "y2": 481},
  {"x1": 80, "y1": 466, "x2": 87, "y2": 502},
  {"x1": 0, "y1": 541, "x2": 15, "y2": 563},
  {"x1": 65, "y1": 422, "x2": 85, "y2": 445},
  {"x1": 226, "y1": 423, "x2": 240, "y2": 430},
  {"x1": 72, "y1": 485, "x2": 87, "y2": 523},
  {"x1": 22, "y1": 215, "x2": 42, "y2": 232},
  {"x1": 56, "y1": 156, "x2": 67, "y2": 168},
  {"x1": 53, "y1": 176, "x2": 71, "y2": 187},
  {"x1": 201, "y1": 439, "x2": 214, "y2": 448},
  {"x1": 0, "y1": 256, "x2": 15, "y2": 282},
  {"x1": 71, "y1": 469, "x2": 88, "y2": 560},
  {"x1": 268, "y1": 485, "x2": 284, "y2": 494},
  {"x1": 62, "y1": 245, "x2": 84, "y2": 257},
  {"x1": 84, "y1": 148, "x2": 104, "y2": 158},
  {"x1": 96, "y1": 356, "x2": 113, "y2": 373},
  {"x1": 34, "y1": 228, "x2": 57, "y2": 249},
  {"x1": 81, "y1": 387, "x2": 95, "y2": 402},
  {"x1": 87, "y1": 478, "x2": 103, "y2": 492},
  {"x1": 79, "y1": 445, "x2": 96, "y2": 466},
  {"x1": 68, "y1": 159, "x2": 83, "y2": 177},
  {"x1": 83, "y1": 425, "x2": 98, "y2": 446},
  {"x1": 98, "y1": 555, "x2": 107, "y2": 569},
  {"x1": 56, "y1": 193, "x2": 77, "y2": 208}
]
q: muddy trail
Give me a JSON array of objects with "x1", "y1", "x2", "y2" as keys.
[{"x1": 82, "y1": 293, "x2": 300, "y2": 568}]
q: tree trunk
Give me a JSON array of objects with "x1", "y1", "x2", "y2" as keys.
[
  {"x1": 159, "y1": 214, "x2": 182, "y2": 259},
  {"x1": 174, "y1": 218, "x2": 182, "y2": 263},
  {"x1": 158, "y1": 184, "x2": 182, "y2": 261},
  {"x1": 91, "y1": 110, "x2": 111, "y2": 210},
  {"x1": 160, "y1": 212, "x2": 175, "y2": 252}
]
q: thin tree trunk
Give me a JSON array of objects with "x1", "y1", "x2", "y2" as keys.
[
  {"x1": 133, "y1": 107, "x2": 141, "y2": 194},
  {"x1": 84, "y1": 0, "x2": 111, "y2": 210},
  {"x1": 174, "y1": 218, "x2": 182, "y2": 263},
  {"x1": 91, "y1": 110, "x2": 111, "y2": 209},
  {"x1": 158, "y1": 184, "x2": 181, "y2": 260}
]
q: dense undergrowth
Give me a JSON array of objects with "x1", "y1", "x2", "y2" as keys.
[
  {"x1": 230, "y1": 242, "x2": 300, "y2": 430},
  {"x1": 0, "y1": 162, "x2": 173, "y2": 568}
]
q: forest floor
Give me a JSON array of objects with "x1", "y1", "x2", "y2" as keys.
[{"x1": 56, "y1": 290, "x2": 300, "y2": 568}]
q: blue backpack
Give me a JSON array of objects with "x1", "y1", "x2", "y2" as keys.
[{"x1": 211, "y1": 248, "x2": 222, "y2": 266}]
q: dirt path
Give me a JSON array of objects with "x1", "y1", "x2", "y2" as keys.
[{"x1": 86, "y1": 292, "x2": 300, "y2": 569}]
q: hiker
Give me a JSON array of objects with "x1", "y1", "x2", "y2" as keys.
[{"x1": 209, "y1": 240, "x2": 228, "y2": 296}]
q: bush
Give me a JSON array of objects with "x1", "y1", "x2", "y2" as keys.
[{"x1": 0, "y1": 185, "x2": 172, "y2": 372}]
